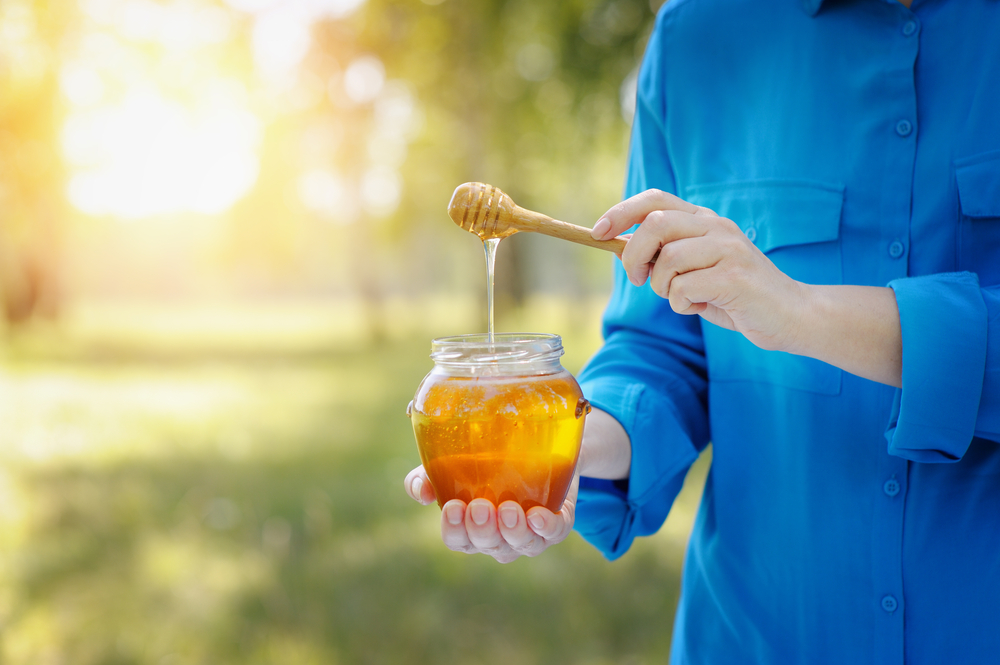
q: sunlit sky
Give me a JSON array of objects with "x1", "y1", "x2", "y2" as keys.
[{"x1": 57, "y1": 0, "x2": 415, "y2": 222}]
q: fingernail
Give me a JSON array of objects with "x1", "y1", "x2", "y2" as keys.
[
  {"x1": 592, "y1": 217, "x2": 610, "y2": 240},
  {"x1": 412, "y1": 476, "x2": 423, "y2": 497},
  {"x1": 470, "y1": 503, "x2": 490, "y2": 526},
  {"x1": 499, "y1": 505, "x2": 518, "y2": 529},
  {"x1": 527, "y1": 513, "x2": 545, "y2": 532},
  {"x1": 445, "y1": 504, "x2": 463, "y2": 526}
]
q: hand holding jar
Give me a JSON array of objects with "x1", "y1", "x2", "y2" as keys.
[
  {"x1": 405, "y1": 406, "x2": 630, "y2": 564},
  {"x1": 405, "y1": 464, "x2": 580, "y2": 563},
  {"x1": 403, "y1": 334, "x2": 630, "y2": 564}
]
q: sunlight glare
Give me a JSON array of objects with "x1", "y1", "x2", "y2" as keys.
[
  {"x1": 64, "y1": 82, "x2": 261, "y2": 219},
  {"x1": 305, "y1": 0, "x2": 367, "y2": 18},
  {"x1": 226, "y1": 0, "x2": 366, "y2": 17},
  {"x1": 223, "y1": 0, "x2": 284, "y2": 13},
  {"x1": 159, "y1": 5, "x2": 232, "y2": 50},
  {"x1": 252, "y1": 8, "x2": 311, "y2": 81},
  {"x1": 81, "y1": 0, "x2": 231, "y2": 50},
  {"x1": 119, "y1": 0, "x2": 160, "y2": 42},
  {"x1": 79, "y1": 0, "x2": 115, "y2": 24},
  {"x1": 59, "y1": 63, "x2": 106, "y2": 107}
]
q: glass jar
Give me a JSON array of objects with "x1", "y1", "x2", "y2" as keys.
[{"x1": 407, "y1": 333, "x2": 590, "y2": 512}]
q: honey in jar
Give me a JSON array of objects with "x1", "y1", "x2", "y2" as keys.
[{"x1": 408, "y1": 333, "x2": 590, "y2": 513}]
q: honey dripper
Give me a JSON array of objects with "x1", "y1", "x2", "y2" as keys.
[{"x1": 448, "y1": 182, "x2": 628, "y2": 254}]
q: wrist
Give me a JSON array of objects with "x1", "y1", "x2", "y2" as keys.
[
  {"x1": 578, "y1": 407, "x2": 631, "y2": 480},
  {"x1": 777, "y1": 279, "x2": 819, "y2": 357}
]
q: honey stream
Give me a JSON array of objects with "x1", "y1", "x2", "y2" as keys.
[{"x1": 483, "y1": 238, "x2": 500, "y2": 344}]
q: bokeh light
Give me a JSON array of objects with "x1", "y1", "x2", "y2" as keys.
[{"x1": 343, "y1": 55, "x2": 386, "y2": 104}]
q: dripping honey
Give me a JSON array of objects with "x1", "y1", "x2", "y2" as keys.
[
  {"x1": 410, "y1": 370, "x2": 588, "y2": 512},
  {"x1": 483, "y1": 237, "x2": 500, "y2": 343}
]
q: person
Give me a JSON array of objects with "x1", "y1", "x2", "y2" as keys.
[{"x1": 406, "y1": 0, "x2": 1000, "y2": 662}]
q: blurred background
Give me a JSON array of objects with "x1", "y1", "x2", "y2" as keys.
[{"x1": 0, "y1": 0, "x2": 710, "y2": 662}]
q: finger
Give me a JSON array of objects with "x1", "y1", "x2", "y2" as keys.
[
  {"x1": 593, "y1": 189, "x2": 704, "y2": 241},
  {"x1": 647, "y1": 236, "x2": 723, "y2": 301},
  {"x1": 526, "y1": 473, "x2": 579, "y2": 545},
  {"x1": 666, "y1": 265, "x2": 729, "y2": 316},
  {"x1": 441, "y1": 500, "x2": 475, "y2": 553},
  {"x1": 497, "y1": 501, "x2": 546, "y2": 556},
  {"x1": 404, "y1": 466, "x2": 437, "y2": 505},
  {"x1": 442, "y1": 500, "x2": 523, "y2": 563},
  {"x1": 465, "y1": 498, "x2": 505, "y2": 552},
  {"x1": 621, "y1": 211, "x2": 707, "y2": 285}
]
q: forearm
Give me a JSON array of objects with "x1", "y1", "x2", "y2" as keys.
[
  {"x1": 578, "y1": 407, "x2": 631, "y2": 480},
  {"x1": 785, "y1": 283, "x2": 902, "y2": 388}
]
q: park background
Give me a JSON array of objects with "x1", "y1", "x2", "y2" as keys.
[{"x1": 0, "y1": 0, "x2": 710, "y2": 662}]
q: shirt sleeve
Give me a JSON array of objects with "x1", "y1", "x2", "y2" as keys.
[
  {"x1": 884, "y1": 273, "x2": 1000, "y2": 462},
  {"x1": 573, "y1": 14, "x2": 711, "y2": 561}
]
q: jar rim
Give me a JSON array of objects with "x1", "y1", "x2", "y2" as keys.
[{"x1": 430, "y1": 332, "x2": 564, "y2": 367}]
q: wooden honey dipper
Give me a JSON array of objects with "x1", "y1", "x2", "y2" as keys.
[{"x1": 448, "y1": 182, "x2": 628, "y2": 254}]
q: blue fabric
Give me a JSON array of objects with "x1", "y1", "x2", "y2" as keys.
[
  {"x1": 573, "y1": 1, "x2": 1000, "y2": 663},
  {"x1": 885, "y1": 273, "x2": 988, "y2": 462}
]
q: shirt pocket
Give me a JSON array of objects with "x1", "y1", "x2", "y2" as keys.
[
  {"x1": 956, "y1": 150, "x2": 1000, "y2": 287},
  {"x1": 683, "y1": 179, "x2": 845, "y2": 395}
]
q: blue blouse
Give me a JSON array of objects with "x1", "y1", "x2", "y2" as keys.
[{"x1": 574, "y1": 1, "x2": 1000, "y2": 663}]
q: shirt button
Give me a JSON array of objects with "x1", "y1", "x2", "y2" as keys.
[
  {"x1": 888, "y1": 240, "x2": 905, "y2": 258},
  {"x1": 896, "y1": 119, "x2": 913, "y2": 137},
  {"x1": 883, "y1": 479, "x2": 900, "y2": 497},
  {"x1": 882, "y1": 595, "x2": 898, "y2": 613},
  {"x1": 902, "y1": 21, "x2": 917, "y2": 36},
  {"x1": 745, "y1": 227, "x2": 757, "y2": 242}
]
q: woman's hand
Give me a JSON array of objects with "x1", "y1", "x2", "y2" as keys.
[
  {"x1": 592, "y1": 188, "x2": 807, "y2": 353},
  {"x1": 404, "y1": 409, "x2": 629, "y2": 563},
  {"x1": 592, "y1": 189, "x2": 903, "y2": 386},
  {"x1": 404, "y1": 466, "x2": 578, "y2": 564}
]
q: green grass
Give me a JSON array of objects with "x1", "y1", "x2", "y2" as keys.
[{"x1": 0, "y1": 307, "x2": 707, "y2": 665}]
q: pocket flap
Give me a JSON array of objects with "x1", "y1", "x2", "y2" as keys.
[
  {"x1": 684, "y1": 180, "x2": 844, "y2": 253},
  {"x1": 956, "y1": 150, "x2": 1000, "y2": 219}
]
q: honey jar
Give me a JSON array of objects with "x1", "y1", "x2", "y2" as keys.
[{"x1": 407, "y1": 333, "x2": 590, "y2": 513}]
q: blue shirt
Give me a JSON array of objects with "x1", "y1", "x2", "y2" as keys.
[{"x1": 574, "y1": 1, "x2": 1000, "y2": 663}]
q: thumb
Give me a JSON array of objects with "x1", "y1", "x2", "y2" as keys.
[{"x1": 404, "y1": 466, "x2": 437, "y2": 505}]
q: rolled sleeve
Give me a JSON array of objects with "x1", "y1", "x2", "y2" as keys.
[
  {"x1": 885, "y1": 272, "x2": 988, "y2": 462},
  {"x1": 575, "y1": 375, "x2": 701, "y2": 560},
  {"x1": 977, "y1": 285, "x2": 1000, "y2": 440}
]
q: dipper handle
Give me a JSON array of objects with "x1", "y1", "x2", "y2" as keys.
[
  {"x1": 510, "y1": 205, "x2": 628, "y2": 255},
  {"x1": 448, "y1": 182, "x2": 627, "y2": 255}
]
